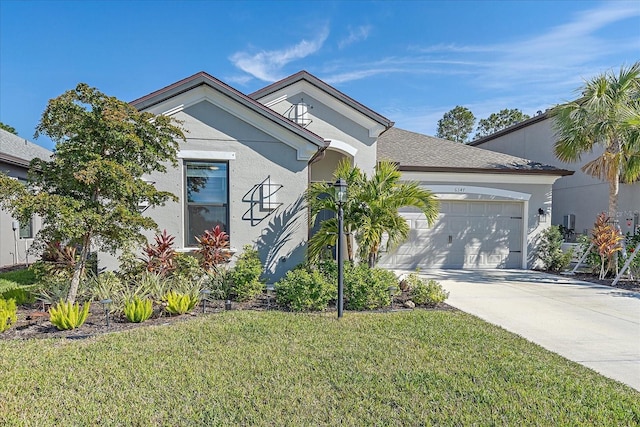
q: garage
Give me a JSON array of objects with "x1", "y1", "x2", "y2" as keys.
[{"x1": 379, "y1": 200, "x2": 524, "y2": 269}]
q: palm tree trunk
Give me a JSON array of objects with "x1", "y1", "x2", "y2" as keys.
[{"x1": 608, "y1": 174, "x2": 619, "y2": 218}]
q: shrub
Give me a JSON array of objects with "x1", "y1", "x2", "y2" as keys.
[
  {"x1": 134, "y1": 272, "x2": 171, "y2": 301},
  {"x1": 49, "y1": 300, "x2": 90, "y2": 330},
  {"x1": 1, "y1": 286, "x2": 36, "y2": 306},
  {"x1": 0, "y1": 298, "x2": 17, "y2": 332},
  {"x1": 275, "y1": 269, "x2": 336, "y2": 312},
  {"x1": 142, "y1": 230, "x2": 176, "y2": 276},
  {"x1": 344, "y1": 264, "x2": 395, "y2": 310},
  {"x1": 537, "y1": 225, "x2": 573, "y2": 272},
  {"x1": 164, "y1": 291, "x2": 198, "y2": 315},
  {"x1": 592, "y1": 213, "x2": 624, "y2": 279},
  {"x1": 123, "y1": 296, "x2": 153, "y2": 323},
  {"x1": 172, "y1": 252, "x2": 205, "y2": 284},
  {"x1": 194, "y1": 225, "x2": 233, "y2": 273},
  {"x1": 230, "y1": 245, "x2": 264, "y2": 301},
  {"x1": 410, "y1": 278, "x2": 449, "y2": 306}
]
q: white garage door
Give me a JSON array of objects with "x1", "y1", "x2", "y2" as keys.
[{"x1": 379, "y1": 200, "x2": 523, "y2": 269}]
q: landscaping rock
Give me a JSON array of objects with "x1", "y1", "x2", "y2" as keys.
[{"x1": 403, "y1": 300, "x2": 415, "y2": 309}]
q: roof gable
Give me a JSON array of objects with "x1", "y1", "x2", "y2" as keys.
[
  {"x1": 378, "y1": 127, "x2": 572, "y2": 176},
  {"x1": 130, "y1": 72, "x2": 328, "y2": 160},
  {"x1": 249, "y1": 71, "x2": 393, "y2": 138}
]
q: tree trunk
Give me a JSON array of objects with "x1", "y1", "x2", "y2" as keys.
[
  {"x1": 67, "y1": 233, "x2": 91, "y2": 304},
  {"x1": 608, "y1": 176, "x2": 619, "y2": 219},
  {"x1": 346, "y1": 231, "x2": 354, "y2": 262}
]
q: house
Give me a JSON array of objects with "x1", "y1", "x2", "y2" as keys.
[
  {"x1": 124, "y1": 71, "x2": 571, "y2": 279},
  {"x1": 0, "y1": 128, "x2": 52, "y2": 267},
  {"x1": 471, "y1": 113, "x2": 640, "y2": 239}
]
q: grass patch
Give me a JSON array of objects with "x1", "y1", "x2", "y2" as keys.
[
  {"x1": 0, "y1": 268, "x2": 36, "y2": 293},
  {"x1": 0, "y1": 310, "x2": 638, "y2": 425}
]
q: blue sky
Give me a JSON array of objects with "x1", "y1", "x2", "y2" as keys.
[{"x1": 1, "y1": 0, "x2": 639, "y2": 150}]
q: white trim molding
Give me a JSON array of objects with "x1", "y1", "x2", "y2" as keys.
[
  {"x1": 327, "y1": 139, "x2": 358, "y2": 157},
  {"x1": 425, "y1": 185, "x2": 531, "y2": 201},
  {"x1": 177, "y1": 150, "x2": 236, "y2": 160}
]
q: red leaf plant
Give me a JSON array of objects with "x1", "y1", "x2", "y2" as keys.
[{"x1": 194, "y1": 225, "x2": 232, "y2": 273}]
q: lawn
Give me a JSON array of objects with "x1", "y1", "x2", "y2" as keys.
[{"x1": 0, "y1": 310, "x2": 638, "y2": 426}]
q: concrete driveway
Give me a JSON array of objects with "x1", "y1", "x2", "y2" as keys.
[{"x1": 410, "y1": 269, "x2": 640, "y2": 391}]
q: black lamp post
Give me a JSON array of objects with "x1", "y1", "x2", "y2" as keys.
[{"x1": 334, "y1": 178, "x2": 347, "y2": 318}]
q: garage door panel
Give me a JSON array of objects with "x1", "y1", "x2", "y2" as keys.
[{"x1": 379, "y1": 200, "x2": 523, "y2": 269}]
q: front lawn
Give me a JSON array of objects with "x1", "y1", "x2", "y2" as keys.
[{"x1": 0, "y1": 310, "x2": 638, "y2": 425}]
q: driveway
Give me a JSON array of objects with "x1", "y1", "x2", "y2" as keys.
[{"x1": 409, "y1": 269, "x2": 640, "y2": 391}]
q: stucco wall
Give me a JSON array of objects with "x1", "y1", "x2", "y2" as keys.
[
  {"x1": 475, "y1": 117, "x2": 640, "y2": 237},
  {"x1": 260, "y1": 92, "x2": 378, "y2": 174},
  {"x1": 142, "y1": 101, "x2": 311, "y2": 282},
  {"x1": 0, "y1": 162, "x2": 40, "y2": 267}
]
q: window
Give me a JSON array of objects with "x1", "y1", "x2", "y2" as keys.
[
  {"x1": 185, "y1": 161, "x2": 228, "y2": 246},
  {"x1": 19, "y1": 219, "x2": 33, "y2": 239}
]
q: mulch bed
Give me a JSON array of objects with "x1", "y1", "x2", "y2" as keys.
[
  {"x1": 3, "y1": 263, "x2": 635, "y2": 341},
  {"x1": 1, "y1": 289, "x2": 454, "y2": 341}
]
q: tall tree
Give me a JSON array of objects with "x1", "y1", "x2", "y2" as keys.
[
  {"x1": 0, "y1": 121, "x2": 18, "y2": 135},
  {"x1": 306, "y1": 160, "x2": 439, "y2": 267},
  {"x1": 474, "y1": 108, "x2": 530, "y2": 139},
  {"x1": 552, "y1": 62, "x2": 640, "y2": 218},
  {"x1": 436, "y1": 106, "x2": 475, "y2": 143},
  {"x1": 0, "y1": 83, "x2": 186, "y2": 303}
]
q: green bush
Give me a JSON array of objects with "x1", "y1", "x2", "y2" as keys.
[
  {"x1": 49, "y1": 300, "x2": 90, "y2": 330},
  {"x1": 164, "y1": 291, "x2": 198, "y2": 315},
  {"x1": 344, "y1": 264, "x2": 395, "y2": 310},
  {"x1": 410, "y1": 278, "x2": 449, "y2": 306},
  {"x1": 537, "y1": 225, "x2": 573, "y2": 272},
  {"x1": 230, "y1": 245, "x2": 265, "y2": 301},
  {"x1": 0, "y1": 268, "x2": 38, "y2": 305},
  {"x1": 123, "y1": 296, "x2": 153, "y2": 323},
  {"x1": 0, "y1": 298, "x2": 17, "y2": 332},
  {"x1": 1, "y1": 286, "x2": 36, "y2": 305},
  {"x1": 275, "y1": 269, "x2": 336, "y2": 312}
]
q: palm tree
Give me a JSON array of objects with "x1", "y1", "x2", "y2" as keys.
[
  {"x1": 552, "y1": 62, "x2": 640, "y2": 218},
  {"x1": 307, "y1": 160, "x2": 439, "y2": 267}
]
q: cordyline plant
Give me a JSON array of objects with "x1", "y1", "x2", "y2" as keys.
[
  {"x1": 194, "y1": 225, "x2": 232, "y2": 273},
  {"x1": 591, "y1": 213, "x2": 624, "y2": 279},
  {"x1": 0, "y1": 83, "x2": 186, "y2": 304},
  {"x1": 142, "y1": 230, "x2": 176, "y2": 276}
]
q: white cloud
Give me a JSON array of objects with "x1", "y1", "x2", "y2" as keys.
[
  {"x1": 229, "y1": 26, "x2": 330, "y2": 82},
  {"x1": 338, "y1": 25, "x2": 372, "y2": 49}
]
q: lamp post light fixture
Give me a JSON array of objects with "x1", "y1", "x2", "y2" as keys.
[{"x1": 334, "y1": 178, "x2": 348, "y2": 318}]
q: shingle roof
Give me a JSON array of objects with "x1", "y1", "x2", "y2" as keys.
[
  {"x1": 377, "y1": 127, "x2": 572, "y2": 176},
  {"x1": 0, "y1": 129, "x2": 52, "y2": 167}
]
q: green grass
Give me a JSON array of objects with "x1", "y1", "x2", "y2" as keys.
[
  {"x1": 0, "y1": 310, "x2": 638, "y2": 426},
  {"x1": 0, "y1": 268, "x2": 36, "y2": 293}
]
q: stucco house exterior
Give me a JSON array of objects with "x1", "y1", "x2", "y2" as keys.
[
  {"x1": 0, "y1": 128, "x2": 52, "y2": 267},
  {"x1": 124, "y1": 71, "x2": 571, "y2": 279},
  {"x1": 471, "y1": 113, "x2": 640, "y2": 239}
]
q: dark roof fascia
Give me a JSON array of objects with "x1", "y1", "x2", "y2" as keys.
[
  {"x1": 0, "y1": 152, "x2": 31, "y2": 168},
  {"x1": 397, "y1": 165, "x2": 574, "y2": 177},
  {"x1": 470, "y1": 112, "x2": 551, "y2": 147},
  {"x1": 249, "y1": 70, "x2": 394, "y2": 129},
  {"x1": 130, "y1": 72, "x2": 328, "y2": 149}
]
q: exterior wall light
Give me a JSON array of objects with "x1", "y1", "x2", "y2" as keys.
[{"x1": 334, "y1": 178, "x2": 348, "y2": 318}]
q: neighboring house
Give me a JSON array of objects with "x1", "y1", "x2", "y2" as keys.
[
  {"x1": 123, "y1": 71, "x2": 571, "y2": 279},
  {"x1": 471, "y1": 113, "x2": 640, "y2": 239},
  {"x1": 0, "y1": 128, "x2": 52, "y2": 267}
]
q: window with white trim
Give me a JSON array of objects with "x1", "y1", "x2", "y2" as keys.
[{"x1": 185, "y1": 161, "x2": 229, "y2": 246}]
